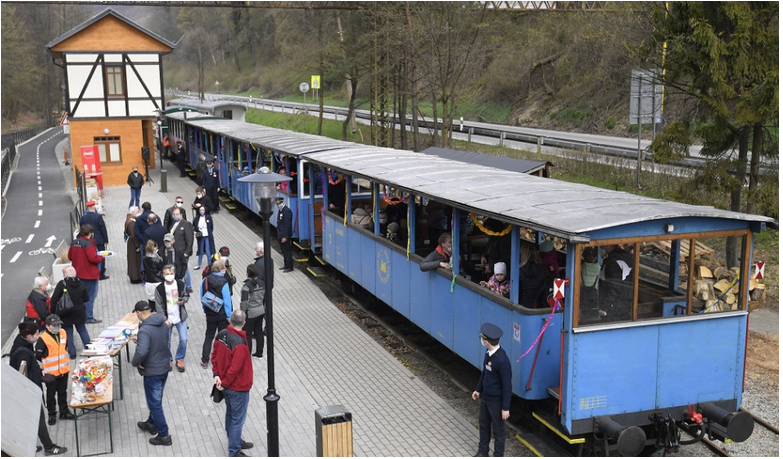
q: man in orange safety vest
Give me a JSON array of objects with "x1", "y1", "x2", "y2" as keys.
[{"x1": 35, "y1": 315, "x2": 75, "y2": 425}]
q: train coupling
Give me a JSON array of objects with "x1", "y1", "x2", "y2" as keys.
[{"x1": 700, "y1": 403, "x2": 754, "y2": 443}]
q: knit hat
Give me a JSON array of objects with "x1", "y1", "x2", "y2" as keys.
[
  {"x1": 540, "y1": 240, "x2": 554, "y2": 253},
  {"x1": 494, "y1": 262, "x2": 506, "y2": 275}
]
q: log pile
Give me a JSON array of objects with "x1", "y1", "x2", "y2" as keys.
[
  {"x1": 643, "y1": 241, "x2": 766, "y2": 312},
  {"x1": 693, "y1": 260, "x2": 766, "y2": 312}
]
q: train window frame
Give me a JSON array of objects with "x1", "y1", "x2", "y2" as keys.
[
  {"x1": 573, "y1": 229, "x2": 752, "y2": 329},
  {"x1": 105, "y1": 65, "x2": 124, "y2": 97},
  {"x1": 94, "y1": 136, "x2": 122, "y2": 164}
]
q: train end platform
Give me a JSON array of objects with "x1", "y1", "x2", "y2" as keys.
[{"x1": 38, "y1": 162, "x2": 479, "y2": 456}]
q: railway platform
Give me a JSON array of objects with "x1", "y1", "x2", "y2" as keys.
[{"x1": 32, "y1": 157, "x2": 479, "y2": 456}]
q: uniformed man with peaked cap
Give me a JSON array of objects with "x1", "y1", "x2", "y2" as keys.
[{"x1": 472, "y1": 323, "x2": 512, "y2": 457}]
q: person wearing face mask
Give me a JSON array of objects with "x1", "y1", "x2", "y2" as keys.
[
  {"x1": 35, "y1": 315, "x2": 75, "y2": 425},
  {"x1": 276, "y1": 197, "x2": 294, "y2": 272},
  {"x1": 25, "y1": 276, "x2": 52, "y2": 327},
  {"x1": 193, "y1": 205, "x2": 215, "y2": 270},
  {"x1": 9, "y1": 321, "x2": 68, "y2": 456},
  {"x1": 200, "y1": 259, "x2": 232, "y2": 368},
  {"x1": 164, "y1": 196, "x2": 188, "y2": 231},
  {"x1": 68, "y1": 224, "x2": 105, "y2": 324},
  {"x1": 419, "y1": 233, "x2": 452, "y2": 272},
  {"x1": 169, "y1": 206, "x2": 195, "y2": 292},
  {"x1": 50, "y1": 266, "x2": 91, "y2": 359},
  {"x1": 472, "y1": 323, "x2": 512, "y2": 458},
  {"x1": 155, "y1": 265, "x2": 190, "y2": 372},
  {"x1": 202, "y1": 159, "x2": 221, "y2": 214},
  {"x1": 192, "y1": 186, "x2": 215, "y2": 218},
  {"x1": 144, "y1": 240, "x2": 165, "y2": 310},
  {"x1": 127, "y1": 165, "x2": 145, "y2": 208}
]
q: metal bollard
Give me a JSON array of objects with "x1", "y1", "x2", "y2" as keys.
[{"x1": 160, "y1": 169, "x2": 167, "y2": 192}]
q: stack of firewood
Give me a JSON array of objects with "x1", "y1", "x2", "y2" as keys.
[{"x1": 692, "y1": 260, "x2": 766, "y2": 312}]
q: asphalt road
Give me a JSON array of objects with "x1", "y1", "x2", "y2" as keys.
[{"x1": 1, "y1": 128, "x2": 73, "y2": 344}]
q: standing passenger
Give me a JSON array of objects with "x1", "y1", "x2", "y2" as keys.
[
  {"x1": 202, "y1": 159, "x2": 221, "y2": 214},
  {"x1": 127, "y1": 166, "x2": 144, "y2": 208},
  {"x1": 211, "y1": 309, "x2": 255, "y2": 457},
  {"x1": 276, "y1": 197, "x2": 294, "y2": 272},
  {"x1": 201, "y1": 259, "x2": 232, "y2": 368},
  {"x1": 68, "y1": 224, "x2": 105, "y2": 324},
  {"x1": 472, "y1": 323, "x2": 512, "y2": 458},
  {"x1": 125, "y1": 206, "x2": 143, "y2": 283},
  {"x1": 35, "y1": 315, "x2": 74, "y2": 425},
  {"x1": 240, "y1": 264, "x2": 265, "y2": 358},
  {"x1": 131, "y1": 301, "x2": 173, "y2": 446},
  {"x1": 79, "y1": 200, "x2": 109, "y2": 280},
  {"x1": 9, "y1": 321, "x2": 68, "y2": 456},
  {"x1": 50, "y1": 266, "x2": 91, "y2": 359},
  {"x1": 194, "y1": 206, "x2": 215, "y2": 270}
]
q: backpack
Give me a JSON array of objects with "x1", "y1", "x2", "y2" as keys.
[
  {"x1": 242, "y1": 280, "x2": 265, "y2": 317},
  {"x1": 57, "y1": 287, "x2": 75, "y2": 314}
]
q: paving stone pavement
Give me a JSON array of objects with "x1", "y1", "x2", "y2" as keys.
[{"x1": 37, "y1": 160, "x2": 479, "y2": 457}]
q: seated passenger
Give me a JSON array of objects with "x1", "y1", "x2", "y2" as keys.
[
  {"x1": 420, "y1": 233, "x2": 452, "y2": 272},
  {"x1": 539, "y1": 239, "x2": 559, "y2": 274},
  {"x1": 386, "y1": 222, "x2": 400, "y2": 242},
  {"x1": 480, "y1": 262, "x2": 510, "y2": 299},
  {"x1": 579, "y1": 247, "x2": 603, "y2": 324},
  {"x1": 600, "y1": 244, "x2": 634, "y2": 321},
  {"x1": 352, "y1": 203, "x2": 372, "y2": 228},
  {"x1": 480, "y1": 219, "x2": 512, "y2": 280},
  {"x1": 276, "y1": 167, "x2": 289, "y2": 193},
  {"x1": 518, "y1": 241, "x2": 556, "y2": 308}
]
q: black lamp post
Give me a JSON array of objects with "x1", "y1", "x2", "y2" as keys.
[{"x1": 238, "y1": 167, "x2": 291, "y2": 457}]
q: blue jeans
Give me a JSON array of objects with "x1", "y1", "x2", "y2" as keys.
[
  {"x1": 183, "y1": 266, "x2": 192, "y2": 290},
  {"x1": 143, "y1": 374, "x2": 169, "y2": 438},
  {"x1": 478, "y1": 398, "x2": 505, "y2": 457},
  {"x1": 197, "y1": 237, "x2": 213, "y2": 266},
  {"x1": 223, "y1": 388, "x2": 249, "y2": 456},
  {"x1": 129, "y1": 187, "x2": 141, "y2": 208},
  {"x1": 64, "y1": 322, "x2": 91, "y2": 358},
  {"x1": 168, "y1": 320, "x2": 188, "y2": 362},
  {"x1": 83, "y1": 279, "x2": 99, "y2": 322}
]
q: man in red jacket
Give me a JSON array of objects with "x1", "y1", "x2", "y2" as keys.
[
  {"x1": 68, "y1": 225, "x2": 105, "y2": 324},
  {"x1": 211, "y1": 309, "x2": 254, "y2": 457}
]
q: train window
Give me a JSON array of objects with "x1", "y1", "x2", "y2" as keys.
[
  {"x1": 690, "y1": 235, "x2": 749, "y2": 315},
  {"x1": 576, "y1": 233, "x2": 750, "y2": 327}
]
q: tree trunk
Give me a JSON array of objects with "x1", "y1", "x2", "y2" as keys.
[
  {"x1": 726, "y1": 128, "x2": 749, "y2": 268},
  {"x1": 747, "y1": 123, "x2": 762, "y2": 215},
  {"x1": 198, "y1": 46, "x2": 205, "y2": 101},
  {"x1": 342, "y1": 74, "x2": 357, "y2": 141},
  {"x1": 431, "y1": 91, "x2": 439, "y2": 146},
  {"x1": 400, "y1": 57, "x2": 408, "y2": 150},
  {"x1": 411, "y1": 64, "x2": 420, "y2": 151}
]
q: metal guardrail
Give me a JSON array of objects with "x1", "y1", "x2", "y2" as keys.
[
  {"x1": 1, "y1": 120, "x2": 55, "y2": 196},
  {"x1": 167, "y1": 92, "x2": 778, "y2": 174}
]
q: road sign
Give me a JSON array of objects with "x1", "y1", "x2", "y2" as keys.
[
  {"x1": 311, "y1": 75, "x2": 320, "y2": 89},
  {"x1": 629, "y1": 69, "x2": 663, "y2": 124},
  {"x1": 299, "y1": 82, "x2": 310, "y2": 93}
]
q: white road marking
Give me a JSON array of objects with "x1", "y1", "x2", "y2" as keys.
[
  {"x1": 38, "y1": 193, "x2": 42, "y2": 198},
  {"x1": 39, "y1": 200, "x2": 43, "y2": 206},
  {"x1": 25, "y1": 234, "x2": 34, "y2": 244},
  {"x1": 34, "y1": 220, "x2": 40, "y2": 228},
  {"x1": 38, "y1": 186, "x2": 42, "y2": 191},
  {"x1": 44, "y1": 235, "x2": 57, "y2": 248},
  {"x1": 10, "y1": 251, "x2": 23, "y2": 263},
  {"x1": 38, "y1": 209, "x2": 42, "y2": 216}
]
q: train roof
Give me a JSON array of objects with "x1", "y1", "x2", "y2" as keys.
[
  {"x1": 303, "y1": 146, "x2": 775, "y2": 242},
  {"x1": 168, "y1": 98, "x2": 247, "y2": 113},
  {"x1": 165, "y1": 111, "x2": 775, "y2": 241},
  {"x1": 166, "y1": 113, "x2": 351, "y2": 156},
  {"x1": 421, "y1": 147, "x2": 551, "y2": 176}
]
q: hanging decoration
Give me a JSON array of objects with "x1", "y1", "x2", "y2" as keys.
[
  {"x1": 470, "y1": 213, "x2": 512, "y2": 237},
  {"x1": 382, "y1": 188, "x2": 410, "y2": 205},
  {"x1": 328, "y1": 170, "x2": 344, "y2": 185}
]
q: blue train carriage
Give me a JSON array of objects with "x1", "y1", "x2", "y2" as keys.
[
  {"x1": 166, "y1": 109, "x2": 359, "y2": 246},
  {"x1": 302, "y1": 146, "x2": 775, "y2": 456}
]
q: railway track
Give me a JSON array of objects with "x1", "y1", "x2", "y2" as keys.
[{"x1": 696, "y1": 409, "x2": 779, "y2": 458}]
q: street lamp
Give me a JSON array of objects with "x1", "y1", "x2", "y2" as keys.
[{"x1": 237, "y1": 166, "x2": 291, "y2": 457}]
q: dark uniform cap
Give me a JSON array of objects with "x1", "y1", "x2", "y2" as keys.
[
  {"x1": 480, "y1": 323, "x2": 503, "y2": 340},
  {"x1": 275, "y1": 197, "x2": 285, "y2": 203}
]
